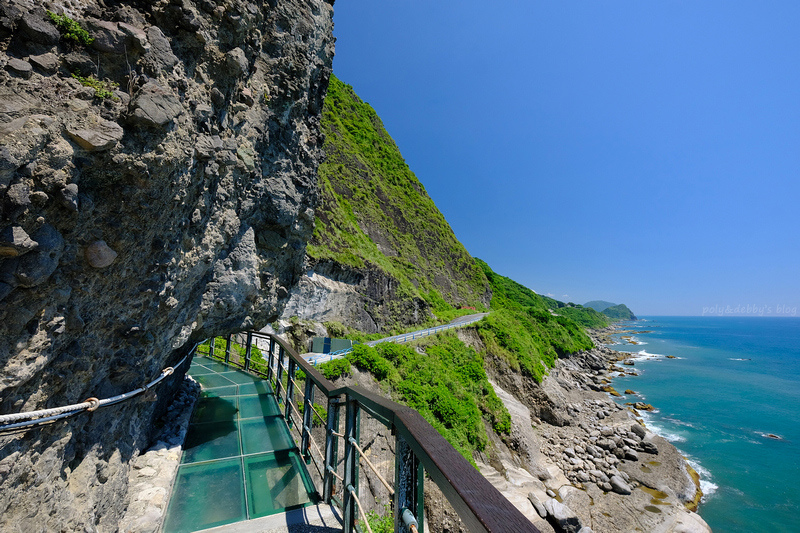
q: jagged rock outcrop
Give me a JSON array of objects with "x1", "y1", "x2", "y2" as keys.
[
  {"x1": 282, "y1": 257, "x2": 431, "y2": 333},
  {"x1": 0, "y1": 0, "x2": 334, "y2": 530}
]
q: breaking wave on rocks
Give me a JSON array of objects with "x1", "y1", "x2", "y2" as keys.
[
  {"x1": 687, "y1": 457, "x2": 719, "y2": 501},
  {"x1": 636, "y1": 411, "x2": 684, "y2": 442}
]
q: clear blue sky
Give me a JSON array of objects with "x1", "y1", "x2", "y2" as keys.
[{"x1": 329, "y1": 1, "x2": 800, "y2": 316}]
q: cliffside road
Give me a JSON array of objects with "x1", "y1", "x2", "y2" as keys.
[{"x1": 306, "y1": 313, "x2": 489, "y2": 365}]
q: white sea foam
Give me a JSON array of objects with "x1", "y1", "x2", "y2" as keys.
[
  {"x1": 639, "y1": 413, "x2": 684, "y2": 442},
  {"x1": 665, "y1": 416, "x2": 697, "y2": 429},
  {"x1": 686, "y1": 458, "x2": 718, "y2": 501},
  {"x1": 630, "y1": 349, "x2": 664, "y2": 362},
  {"x1": 700, "y1": 480, "x2": 719, "y2": 500}
]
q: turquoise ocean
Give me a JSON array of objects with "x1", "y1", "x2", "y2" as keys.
[{"x1": 606, "y1": 317, "x2": 800, "y2": 533}]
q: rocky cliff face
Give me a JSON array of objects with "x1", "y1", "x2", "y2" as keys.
[
  {"x1": 0, "y1": 0, "x2": 334, "y2": 529},
  {"x1": 282, "y1": 257, "x2": 431, "y2": 334}
]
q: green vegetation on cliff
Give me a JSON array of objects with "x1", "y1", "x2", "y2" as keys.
[
  {"x1": 602, "y1": 303, "x2": 637, "y2": 321},
  {"x1": 475, "y1": 260, "x2": 595, "y2": 382},
  {"x1": 309, "y1": 75, "x2": 489, "y2": 314},
  {"x1": 319, "y1": 333, "x2": 510, "y2": 462},
  {"x1": 585, "y1": 300, "x2": 637, "y2": 321}
]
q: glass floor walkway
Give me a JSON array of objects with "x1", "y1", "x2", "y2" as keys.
[{"x1": 163, "y1": 355, "x2": 317, "y2": 532}]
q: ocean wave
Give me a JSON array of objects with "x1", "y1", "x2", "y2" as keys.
[
  {"x1": 729, "y1": 358, "x2": 752, "y2": 361},
  {"x1": 700, "y1": 480, "x2": 719, "y2": 500},
  {"x1": 639, "y1": 413, "x2": 686, "y2": 442},
  {"x1": 665, "y1": 416, "x2": 697, "y2": 429},
  {"x1": 685, "y1": 457, "x2": 718, "y2": 501},
  {"x1": 629, "y1": 349, "x2": 664, "y2": 362}
]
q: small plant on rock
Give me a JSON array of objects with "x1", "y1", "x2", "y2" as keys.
[
  {"x1": 72, "y1": 73, "x2": 118, "y2": 99},
  {"x1": 47, "y1": 11, "x2": 94, "y2": 46}
]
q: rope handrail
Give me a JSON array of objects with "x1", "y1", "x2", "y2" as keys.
[
  {"x1": 308, "y1": 401, "x2": 325, "y2": 423},
  {"x1": 0, "y1": 344, "x2": 195, "y2": 432},
  {"x1": 347, "y1": 485, "x2": 375, "y2": 533},
  {"x1": 327, "y1": 464, "x2": 344, "y2": 482},
  {"x1": 349, "y1": 436, "x2": 395, "y2": 496}
]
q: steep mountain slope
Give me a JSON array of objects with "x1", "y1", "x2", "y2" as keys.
[
  {"x1": 295, "y1": 75, "x2": 490, "y2": 331},
  {"x1": 300, "y1": 78, "x2": 707, "y2": 531}
]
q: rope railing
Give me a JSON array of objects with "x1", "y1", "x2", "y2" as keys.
[
  {"x1": 347, "y1": 485, "x2": 375, "y2": 533},
  {"x1": 0, "y1": 346, "x2": 194, "y2": 433},
  {"x1": 349, "y1": 436, "x2": 395, "y2": 497},
  {"x1": 327, "y1": 464, "x2": 344, "y2": 482}
]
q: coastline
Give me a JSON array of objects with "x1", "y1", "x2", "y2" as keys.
[{"x1": 474, "y1": 325, "x2": 711, "y2": 532}]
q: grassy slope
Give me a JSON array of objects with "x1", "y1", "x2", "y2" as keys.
[
  {"x1": 309, "y1": 75, "x2": 489, "y2": 313},
  {"x1": 475, "y1": 260, "x2": 596, "y2": 382}
]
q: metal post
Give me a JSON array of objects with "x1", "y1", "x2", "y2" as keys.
[
  {"x1": 267, "y1": 337, "x2": 276, "y2": 382},
  {"x1": 324, "y1": 398, "x2": 341, "y2": 502},
  {"x1": 285, "y1": 358, "x2": 296, "y2": 427},
  {"x1": 244, "y1": 332, "x2": 253, "y2": 372},
  {"x1": 394, "y1": 435, "x2": 424, "y2": 533},
  {"x1": 301, "y1": 378, "x2": 315, "y2": 461},
  {"x1": 225, "y1": 335, "x2": 232, "y2": 364},
  {"x1": 343, "y1": 397, "x2": 360, "y2": 533},
  {"x1": 276, "y1": 345, "x2": 285, "y2": 404},
  {"x1": 209, "y1": 337, "x2": 215, "y2": 357}
]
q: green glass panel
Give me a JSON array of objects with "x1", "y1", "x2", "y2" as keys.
[
  {"x1": 182, "y1": 420, "x2": 240, "y2": 464},
  {"x1": 240, "y1": 416, "x2": 295, "y2": 455},
  {"x1": 192, "y1": 356, "x2": 231, "y2": 372},
  {"x1": 194, "y1": 373, "x2": 238, "y2": 389},
  {"x1": 187, "y1": 362, "x2": 216, "y2": 376},
  {"x1": 238, "y1": 381, "x2": 273, "y2": 395},
  {"x1": 198, "y1": 360, "x2": 231, "y2": 373},
  {"x1": 202, "y1": 385, "x2": 239, "y2": 398},
  {"x1": 192, "y1": 396, "x2": 238, "y2": 424},
  {"x1": 238, "y1": 394, "x2": 281, "y2": 419},
  {"x1": 218, "y1": 371, "x2": 261, "y2": 385},
  {"x1": 243, "y1": 451, "x2": 313, "y2": 518},
  {"x1": 163, "y1": 458, "x2": 246, "y2": 532}
]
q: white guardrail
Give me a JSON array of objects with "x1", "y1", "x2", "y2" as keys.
[{"x1": 306, "y1": 313, "x2": 488, "y2": 366}]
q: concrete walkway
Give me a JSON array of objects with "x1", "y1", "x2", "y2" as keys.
[{"x1": 196, "y1": 503, "x2": 342, "y2": 533}]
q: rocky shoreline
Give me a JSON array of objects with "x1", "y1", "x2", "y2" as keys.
[{"x1": 475, "y1": 326, "x2": 711, "y2": 532}]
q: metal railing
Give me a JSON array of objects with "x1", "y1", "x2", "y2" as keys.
[{"x1": 195, "y1": 330, "x2": 536, "y2": 533}]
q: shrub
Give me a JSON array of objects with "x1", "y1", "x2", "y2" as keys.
[
  {"x1": 323, "y1": 321, "x2": 349, "y2": 338},
  {"x1": 317, "y1": 358, "x2": 351, "y2": 380},
  {"x1": 47, "y1": 11, "x2": 94, "y2": 45},
  {"x1": 348, "y1": 344, "x2": 398, "y2": 383}
]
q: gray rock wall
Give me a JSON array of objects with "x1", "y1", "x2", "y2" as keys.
[
  {"x1": 0, "y1": 0, "x2": 334, "y2": 530},
  {"x1": 283, "y1": 258, "x2": 432, "y2": 334}
]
